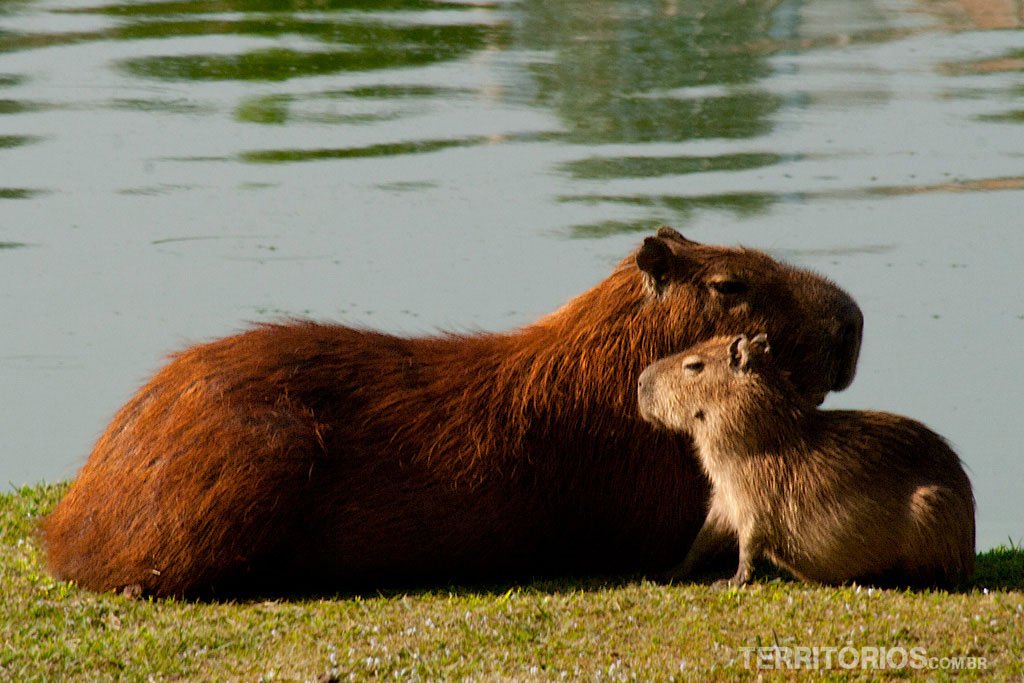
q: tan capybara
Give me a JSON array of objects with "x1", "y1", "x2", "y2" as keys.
[
  {"x1": 637, "y1": 333, "x2": 975, "y2": 588},
  {"x1": 41, "y1": 227, "x2": 864, "y2": 597}
]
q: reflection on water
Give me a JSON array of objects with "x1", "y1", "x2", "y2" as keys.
[
  {"x1": 119, "y1": 39, "x2": 495, "y2": 83},
  {"x1": 60, "y1": 0, "x2": 479, "y2": 15},
  {"x1": 926, "y1": 0, "x2": 1024, "y2": 30},
  {"x1": 0, "y1": 133, "x2": 40, "y2": 148},
  {"x1": 107, "y1": 3, "x2": 502, "y2": 83},
  {"x1": 241, "y1": 131, "x2": 559, "y2": 163},
  {"x1": 0, "y1": 187, "x2": 46, "y2": 198},
  {"x1": 111, "y1": 97, "x2": 214, "y2": 114},
  {"x1": 560, "y1": 153, "x2": 784, "y2": 180},
  {"x1": 0, "y1": 0, "x2": 1022, "y2": 549},
  {"x1": 519, "y1": 0, "x2": 781, "y2": 143},
  {"x1": 563, "y1": 192, "x2": 775, "y2": 238}
]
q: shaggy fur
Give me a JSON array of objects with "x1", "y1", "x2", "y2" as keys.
[
  {"x1": 638, "y1": 334, "x2": 975, "y2": 588},
  {"x1": 40, "y1": 228, "x2": 863, "y2": 597}
]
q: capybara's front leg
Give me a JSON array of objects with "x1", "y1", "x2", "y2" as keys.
[{"x1": 724, "y1": 528, "x2": 761, "y2": 587}]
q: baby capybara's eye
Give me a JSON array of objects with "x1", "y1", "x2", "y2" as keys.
[{"x1": 683, "y1": 359, "x2": 704, "y2": 374}]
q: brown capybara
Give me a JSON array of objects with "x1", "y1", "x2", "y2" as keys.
[
  {"x1": 41, "y1": 227, "x2": 864, "y2": 597},
  {"x1": 637, "y1": 333, "x2": 975, "y2": 588}
]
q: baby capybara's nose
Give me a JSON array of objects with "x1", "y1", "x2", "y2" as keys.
[
  {"x1": 637, "y1": 364, "x2": 655, "y2": 394},
  {"x1": 637, "y1": 364, "x2": 658, "y2": 411}
]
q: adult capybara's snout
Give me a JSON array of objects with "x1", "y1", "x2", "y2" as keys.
[
  {"x1": 831, "y1": 299, "x2": 864, "y2": 392},
  {"x1": 772, "y1": 280, "x2": 864, "y2": 405}
]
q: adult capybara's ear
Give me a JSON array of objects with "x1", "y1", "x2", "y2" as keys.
[
  {"x1": 731, "y1": 333, "x2": 769, "y2": 373},
  {"x1": 636, "y1": 236, "x2": 673, "y2": 293},
  {"x1": 637, "y1": 227, "x2": 697, "y2": 294},
  {"x1": 655, "y1": 225, "x2": 694, "y2": 245},
  {"x1": 749, "y1": 333, "x2": 770, "y2": 358}
]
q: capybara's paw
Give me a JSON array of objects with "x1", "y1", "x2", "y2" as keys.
[{"x1": 120, "y1": 584, "x2": 143, "y2": 599}]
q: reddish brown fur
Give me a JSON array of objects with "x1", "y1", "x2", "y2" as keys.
[
  {"x1": 638, "y1": 334, "x2": 975, "y2": 588},
  {"x1": 40, "y1": 228, "x2": 863, "y2": 597}
]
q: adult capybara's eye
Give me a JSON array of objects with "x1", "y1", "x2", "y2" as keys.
[{"x1": 709, "y1": 278, "x2": 749, "y2": 296}]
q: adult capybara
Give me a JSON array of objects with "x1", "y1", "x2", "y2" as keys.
[
  {"x1": 41, "y1": 227, "x2": 863, "y2": 597},
  {"x1": 637, "y1": 333, "x2": 975, "y2": 588}
]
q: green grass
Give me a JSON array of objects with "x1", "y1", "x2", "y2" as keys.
[{"x1": 3, "y1": 484, "x2": 1022, "y2": 681}]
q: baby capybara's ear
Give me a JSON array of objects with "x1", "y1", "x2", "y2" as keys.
[{"x1": 728, "y1": 334, "x2": 749, "y2": 372}]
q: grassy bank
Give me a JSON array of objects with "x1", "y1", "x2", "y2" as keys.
[{"x1": 2, "y1": 484, "x2": 1022, "y2": 681}]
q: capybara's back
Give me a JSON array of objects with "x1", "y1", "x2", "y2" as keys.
[
  {"x1": 41, "y1": 325, "x2": 348, "y2": 595},
  {"x1": 815, "y1": 410, "x2": 975, "y2": 587},
  {"x1": 41, "y1": 229, "x2": 866, "y2": 597},
  {"x1": 639, "y1": 334, "x2": 974, "y2": 588}
]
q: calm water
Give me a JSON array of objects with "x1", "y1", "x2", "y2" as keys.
[{"x1": 1, "y1": 0, "x2": 1021, "y2": 549}]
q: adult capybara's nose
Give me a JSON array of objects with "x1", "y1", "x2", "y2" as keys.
[{"x1": 832, "y1": 300, "x2": 864, "y2": 392}]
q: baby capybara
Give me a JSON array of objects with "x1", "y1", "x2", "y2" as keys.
[
  {"x1": 41, "y1": 227, "x2": 864, "y2": 597},
  {"x1": 638, "y1": 333, "x2": 975, "y2": 588}
]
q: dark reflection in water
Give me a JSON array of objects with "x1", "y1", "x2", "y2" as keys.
[
  {"x1": 981, "y1": 110, "x2": 1024, "y2": 122},
  {"x1": 120, "y1": 33, "x2": 497, "y2": 83},
  {"x1": 560, "y1": 153, "x2": 783, "y2": 180},
  {"x1": 952, "y1": 47, "x2": 1024, "y2": 124},
  {"x1": 3, "y1": 2, "x2": 507, "y2": 83},
  {"x1": 242, "y1": 137, "x2": 490, "y2": 163},
  {"x1": 0, "y1": 134, "x2": 40, "y2": 148},
  {"x1": 0, "y1": 65, "x2": 47, "y2": 198},
  {"x1": 109, "y1": 98, "x2": 214, "y2": 115},
  {"x1": 519, "y1": 0, "x2": 781, "y2": 144},
  {"x1": 0, "y1": 0, "x2": 786, "y2": 236},
  {"x1": 242, "y1": 131, "x2": 558, "y2": 163},
  {"x1": 517, "y1": 0, "x2": 785, "y2": 234},
  {"x1": 0, "y1": 73, "x2": 55, "y2": 118},
  {"x1": 565, "y1": 192, "x2": 775, "y2": 238},
  {"x1": 0, "y1": 188, "x2": 46, "y2": 199},
  {"x1": 58, "y1": 0, "x2": 479, "y2": 15},
  {"x1": 0, "y1": 98, "x2": 47, "y2": 114},
  {"x1": 45, "y1": 0, "x2": 508, "y2": 82},
  {"x1": 233, "y1": 86, "x2": 472, "y2": 125}
]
